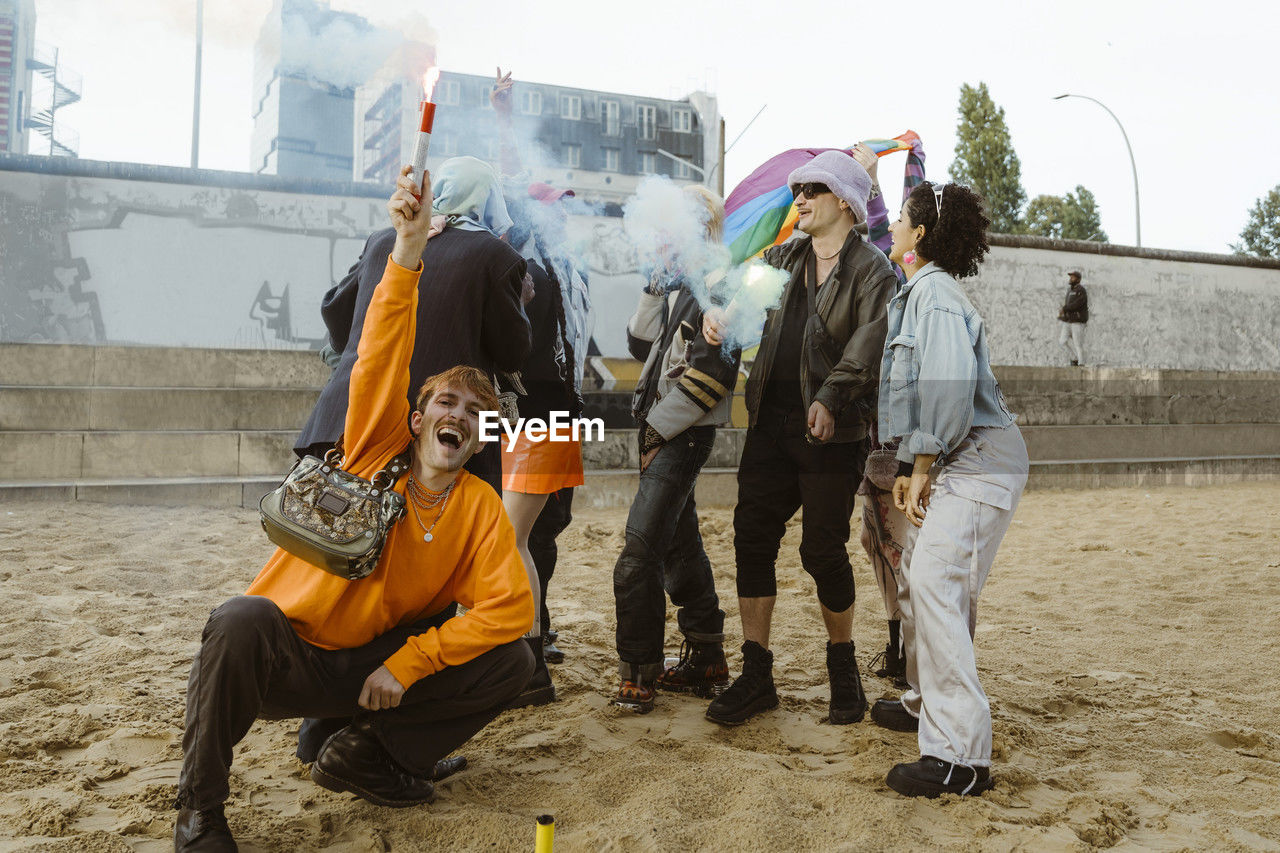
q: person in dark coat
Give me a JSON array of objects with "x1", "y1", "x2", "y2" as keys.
[
  {"x1": 295, "y1": 156, "x2": 533, "y2": 492},
  {"x1": 1057, "y1": 270, "x2": 1088, "y2": 366}
]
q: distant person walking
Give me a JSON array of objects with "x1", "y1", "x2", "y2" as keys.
[{"x1": 1057, "y1": 271, "x2": 1088, "y2": 366}]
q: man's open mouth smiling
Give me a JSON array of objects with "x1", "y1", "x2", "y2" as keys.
[{"x1": 436, "y1": 424, "x2": 465, "y2": 449}]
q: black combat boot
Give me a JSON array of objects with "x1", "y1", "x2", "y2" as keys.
[
  {"x1": 827, "y1": 641, "x2": 867, "y2": 724},
  {"x1": 705, "y1": 640, "x2": 778, "y2": 725},
  {"x1": 656, "y1": 633, "x2": 730, "y2": 698}
]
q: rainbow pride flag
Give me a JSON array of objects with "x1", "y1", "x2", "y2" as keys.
[{"x1": 723, "y1": 131, "x2": 923, "y2": 264}]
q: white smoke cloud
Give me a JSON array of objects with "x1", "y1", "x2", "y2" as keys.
[
  {"x1": 622, "y1": 175, "x2": 728, "y2": 294},
  {"x1": 717, "y1": 261, "x2": 788, "y2": 352},
  {"x1": 278, "y1": 12, "x2": 405, "y2": 90}
]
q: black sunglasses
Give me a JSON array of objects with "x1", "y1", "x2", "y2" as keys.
[{"x1": 792, "y1": 182, "x2": 831, "y2": 200}]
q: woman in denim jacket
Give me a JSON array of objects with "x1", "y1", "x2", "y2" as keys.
[{"x1": 869, "y1": 181, "x2": 1029, "y2": 799}]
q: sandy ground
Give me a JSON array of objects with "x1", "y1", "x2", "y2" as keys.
[{"x1": 1, "y1": 483, "x2": 1279, "y2": 852}]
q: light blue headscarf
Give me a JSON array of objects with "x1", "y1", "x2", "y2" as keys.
[{"x1": 431, "y1": 156, "x2": 513, "y2": 237}]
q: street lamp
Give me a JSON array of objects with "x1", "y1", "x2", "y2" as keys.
[{"x1": 1053, "y1": 93, "x2": 1140, "y2": 247}]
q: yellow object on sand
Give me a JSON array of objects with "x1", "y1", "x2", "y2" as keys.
[{"x1": 535, "y1": 814, "x2": 554, "y2": 853}]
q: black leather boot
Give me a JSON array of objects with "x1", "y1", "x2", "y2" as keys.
[
  {"x1": 827, "y1": 641, "x2": 867, "y2": 724},
  {"x1": 886, "y1": 755, "x2": 993, "y2": 798},
  {"x1": 504, "y1": 635, "x2": 555, "y2": 709},
  {"x1": 542, "y1": 631, "x2": 565, "y2": 664},
  {"x1": 174, "y1": 804, "x2": 237, "y2": 851},
  {"x1": 656, "y1": 635, "x2": 729, "y2": 698},
  {"x1": 310, "y1": 719, "x2": 436, "y2": 808},
  {"x1": 705, "y1": 640, "x2": 778, "y2": 725}
]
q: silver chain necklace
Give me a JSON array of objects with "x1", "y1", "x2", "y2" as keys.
[{"x1": 406, "y1": 475, "x2": 455, "y2": 542}]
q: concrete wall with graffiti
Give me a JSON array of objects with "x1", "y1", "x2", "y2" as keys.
[
  {"x1": 3, "y1": 155, "x2": 1278, "y2": 371},
  {"x1": 0, "y1": 155, "x2": 386, "y2": 350},
  {"x1": 968, "y1": 237, "x2": 1280, "y2": 371}
]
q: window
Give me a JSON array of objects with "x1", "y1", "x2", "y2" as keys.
[
  {"x1": 675, "y1": 160, "x2": 692, "y2": 179},
  {"x1": 520, "y1": 90, "x2": 542, "y2": 115},
  {"x1": 563, "y1": 144, "x2": 581, "y2": 169},
  {"x1": 601, "y1": 100, "x2": 620, "y2": 136},
  {"x1": 436, "y1": 133, "x2": 457, "y2": 156},
  {"x1": 640, "y1": 152, "x2": 656, "y2": 174},
  {"x1": 673, "y1": 108, "x2": 692, "y2": 133},
  {"x1": 439, "y1": 80, "x2": 460, "y2": 106},
  {"x1": 561, "y1": 94, "x2": 582, "y2": 120},
  {"x1": 603, "y1": 148, "x2": 620, "y2": 172},
  {"x1": 637, "y1": 104, "x2": 657, "y2": 140}
]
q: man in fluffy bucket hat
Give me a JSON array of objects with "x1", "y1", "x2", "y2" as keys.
[{"x1": 702, "y1": 148, "x2": 898, "y2": 728}]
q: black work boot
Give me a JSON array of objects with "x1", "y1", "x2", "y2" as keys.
[
  {"x1": 505, "y1": 635, "x2": 555, "y2": 709},
  {"x1": 542, "y1": 631, "x2": 565, "y2": 664},
  {"x1": 871, "y1": 622, "x2": 907, "y2": 689},
  {"x1": 310, "y1": 719, "x2": 436, "y2": 808},
  {"x1": 826, "y1": 641, "x2": 867, "y2": 724},
  {"x1": 870, "y1": 697, "x2": 919, "y2": 732},
  {"x1": 612, "y1": 661, "x2": 660, "y2": 713},
  {"x1": 174, "y1": 803, "x2": 237, "y2": 851},
  {"x1": 706, "y1": 640, "x2": 778, "y2": 725},
  {"x1": 656, "y1": 634, "x2": 729, "y2": 698},
  {"x1": 886, "y1": 755, "x2": 993, "y2": 798}
]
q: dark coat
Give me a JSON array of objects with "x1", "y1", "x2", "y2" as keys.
[
  {"x1": 1060, "y1": 283, "x2": 1088, "y2": 323},
  {"x1": 294, "y1": 226, "x2": 531, "y2": 490},
  {"x1": 746, "y1": 230, "x2": 897, "y2": 442},
  {"x1": 517, "y1": 254, "x2": 583, "y2": 420}
]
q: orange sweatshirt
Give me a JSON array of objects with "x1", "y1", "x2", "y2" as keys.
[{"x1": 247, "y1": 256, "x2": 534, "y2": 688}]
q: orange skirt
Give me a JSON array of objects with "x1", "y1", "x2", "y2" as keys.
[{"x1": 501, "y1": 434, "x2": 585, "y2": 494}]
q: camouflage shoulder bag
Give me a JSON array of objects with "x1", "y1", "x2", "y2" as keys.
[{"x1": 259, "y1": 441, "x2": 413, "y2": 580}]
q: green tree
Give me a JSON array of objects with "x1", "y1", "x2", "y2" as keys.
[
  {"x1": 1023, "y1": 185, "x2": 1108, "y2": 241},
  {"x1": 949, "y1": 82, "x2": 1026, "y2": 234},
  {"x1": 1232, "y1": 185, "x2": 1280, "y2": 258}
]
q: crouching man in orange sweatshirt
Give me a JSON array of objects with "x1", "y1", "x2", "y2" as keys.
[{"x1": 174, "y1": 167, "x2": 535, "y2": 852}]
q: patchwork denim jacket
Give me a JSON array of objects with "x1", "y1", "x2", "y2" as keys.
[{"x1": 877, "y1": 263, "x2": 1016, "y2": 466}]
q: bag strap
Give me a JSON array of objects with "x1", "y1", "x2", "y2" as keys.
[
  {"x1": 325, "y1": 436, "x2": 413, "y2": 491},
  {"x1": 805, "y1": 251, "x2": 818, "y2": 318},
  {"x1": 371, "y1": 444, "x2": 414, "y2": 490}
]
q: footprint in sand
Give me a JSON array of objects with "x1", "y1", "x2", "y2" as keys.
[{"x1": 1207, "y1": 730, "x2": 1260, "y2": 750}]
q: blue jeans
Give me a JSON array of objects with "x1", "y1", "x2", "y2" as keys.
[{"x1": 613, "y1": 426, "x2": 725, "y2": 668}]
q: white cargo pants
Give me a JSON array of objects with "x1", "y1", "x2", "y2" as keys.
[
  {"x1": 896, "y1": 424, "x2": 1029, "y2": 767},
  {"x1": 1058, "y1": 321, "x2": 1085, "y2": 363}
]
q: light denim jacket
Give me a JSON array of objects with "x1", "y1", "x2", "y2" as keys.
[{"x1": 877, "y1": 263, "x2": 1016, "y2": 466}]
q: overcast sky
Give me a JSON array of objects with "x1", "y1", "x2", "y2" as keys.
[{"x1": 31, "y1": 0, "x2": 1280, "y2": 254}]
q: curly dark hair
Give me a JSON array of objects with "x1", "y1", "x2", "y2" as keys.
[{"x1": 905, "y1": 181, "x2": 991, "y2": 278}]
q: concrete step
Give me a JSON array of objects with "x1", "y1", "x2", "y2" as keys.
[
  {"x1": 6, "y1": 456, "x2": 1279, "y2": 509},
  {"x1": 0, "y1": 343, "x2": 331, "y2": 389},
  {"x1": 0, "y1": 387, "x2": 322, "y2": 431},
  {"x1": 0, "y1": 430, "x2": 297, "y2": 479},
  {"x1": 4, "y1": 423, "x2": 1278, "y2": 484},
  {"x1": 0, "y1": 475, "x2": 279, "y2": 508},
  {"x1": 1020, "y1": 423, "x2": 1280, "y2": 461}
]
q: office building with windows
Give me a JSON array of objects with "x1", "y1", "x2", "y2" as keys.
[
  {"x1": 357, "y1": 68, "x2": 721, "y2": 207},
  {"x1": 251, "y1": 0, "x2": 397, "y2": 180}
]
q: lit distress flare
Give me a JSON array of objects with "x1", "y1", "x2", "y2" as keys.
[{"x1": 408, "y1": 66, "x2": 442, "y2": 196}]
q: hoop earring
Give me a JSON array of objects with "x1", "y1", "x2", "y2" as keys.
[{"x1": 903, "y1": 250, "x2": 917, "y2": 266}]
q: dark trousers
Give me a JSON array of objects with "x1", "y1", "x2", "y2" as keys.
[
  {"x1": 734, "y1": 410, "x2": 868, "y2": 613},
  {"x1": 176, "y1": 595, "x2": 533, "y2": 812},
  {"x1": 529, "y1": 487, "x2": 575, "y2": 635},
  {"x1": 614, "y1": 426, "x2": 724, "y2": 666}
]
